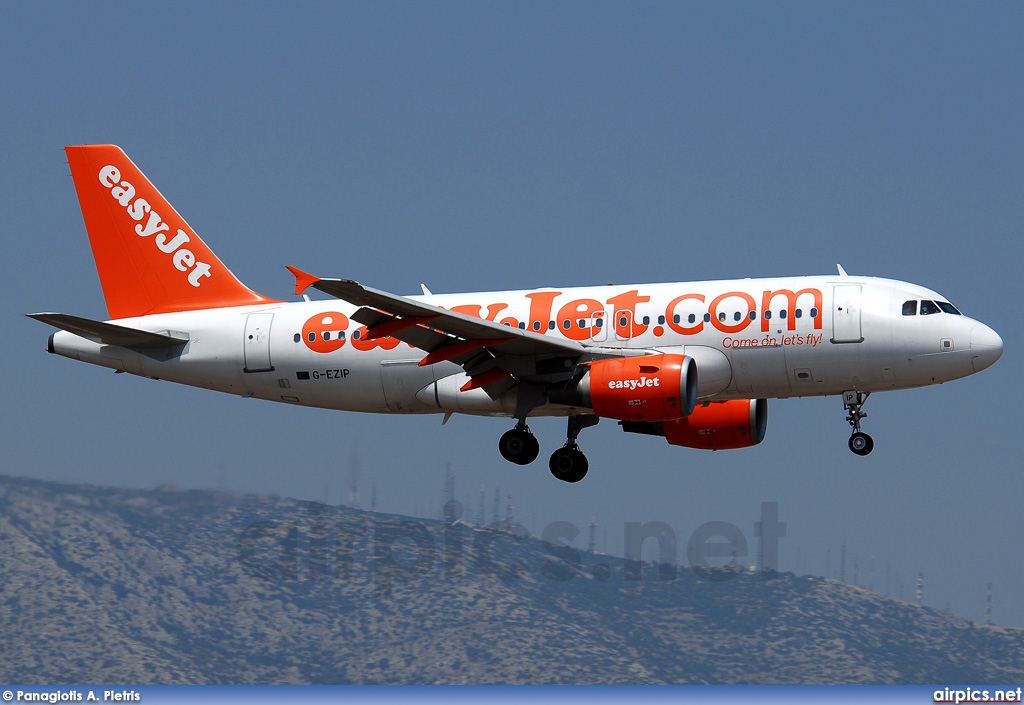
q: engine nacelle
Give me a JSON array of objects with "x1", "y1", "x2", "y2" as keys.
[
  {"x1": 622, "y1": 398, "x2": 768, "y2": 450},
  {"x1": 579, "y1": 354, "x2": 697, "y2": 422}
]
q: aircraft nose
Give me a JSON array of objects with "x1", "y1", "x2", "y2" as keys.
[{"x1": 970, "y1": 323, "x2": 1003, "y2": 372}]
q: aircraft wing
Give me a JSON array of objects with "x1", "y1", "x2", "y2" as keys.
[
  {"x1": 26, "y1": 313, "x2": 189, "y2": 349},
  {"x1": 287, "y1": 267, "x2": 627, "y2": 394}
]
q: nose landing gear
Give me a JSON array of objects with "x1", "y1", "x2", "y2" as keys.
[{"x1": 843, "y1": 391, "x2": 874, "y2": 456}]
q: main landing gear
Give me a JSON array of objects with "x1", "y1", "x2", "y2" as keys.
[
  {"x1": 498, "y1": 422, "x2": 540, "y2": 465},
  {"x1": 548, "y1": 415, "x2": 599, "y2": 484},
  {"x1": 843, "y1": 391, "x2": 874, "y2": 456},
  {"x1": 497, "y1": 415, "x2": 599, "y2": 483}
]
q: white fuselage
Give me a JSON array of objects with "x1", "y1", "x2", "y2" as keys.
[{"x1": 48, "y1": 274, "x2": 1003, "y2": 419}]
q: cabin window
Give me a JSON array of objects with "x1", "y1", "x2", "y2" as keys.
[
  {"x1": 563, "y1": 320, "x2": 571, "y2": 330},
  {"x1": 642, "y1": 315, "x2": 650, "y2": 325},
  {"x1": 810, "y1": 308, "x2": 819, "y2": 317},
  {"x1": 323, "y1": 332, "x2": 331, "y2": 341},
  {"x1": 733, "y1": 312, "x2": 742, "y2": 322},
  {"x1": 307, "y1": 332, "x2": 316, "y2": 342},
  {"x1": 294, "y1": 333, "x2": 301, "y2": 343},
  {"x1": 687, "y1": 314, "x2": 695, "y2": 324},
  {"x1": 549, "y1": 320, "x2": 556, "y2": 330},
  {"x1": 674, "y1": 314, "x2": 681, "y2": 324},
  {"x1": 719, "y1": 312, "x2": 726, "y2": 321},
  {"x1": 658, "y1": 315, "x2": 665, "y2": 325},
  {"x1": 518, "y1": 322, "x2": 526, "y2": 329},
  {"x1": 577, "y1": 319, "x2": 585, "y2": 328},
  {"x1": 902, "y1": 300, "x2": 917, "y2": 316},
  {"x1": 764, "y1": 311, "x2": 772, "y2": 320},
  {"x1": 533, "y1": 321, "x2": 541, "y2": 331},
  {"x1": 352, "y1": 330, "x2": 361, "y2": 340},
  {"x1": 594, "y1": 318, "x2": 602, "y2": 328},
  {"x1": 749, "y1": 311, "x2": 757, "y2": 320},
  {"x1": 795, "y1": 309, "x2": 802, "y2": 319},
  {"x1": 921, "y1": 300, "x2": 941, "y2": 315},
  {"x1": 703, "y1": 313, "x2": 711, "y2": 323}
]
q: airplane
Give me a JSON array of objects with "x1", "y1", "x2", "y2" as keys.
[{"x1": 29, "y1": 145, "x2": 1004, "y2": 483}]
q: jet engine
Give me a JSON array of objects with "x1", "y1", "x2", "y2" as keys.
[
  {"x1": 553, "y1": 354, "x2": 698, "y2": 422},
  {"x1": 621, "y1": 398, "x2": 768, "y2": 450}
]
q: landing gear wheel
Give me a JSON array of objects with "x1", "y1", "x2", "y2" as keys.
[
  {"x1": 498, "y1": 427, "x2": 540, "y2": 465},
  {"x1": 549, "y1": 446, "x2": 589, "y2": 483},
  {"x1": 849, "y1": 432, "x2": 874, "y2": 456},
  {"x1": 842, "y1": 391, "x2": 874, "y2": 457}
]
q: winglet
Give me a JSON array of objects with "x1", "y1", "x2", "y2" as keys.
[{"x1": 286, "y1": 266, "x2": 321, "y2": 296}]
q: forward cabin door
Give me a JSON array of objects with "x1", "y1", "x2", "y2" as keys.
[
  {"x1": 243, "y1": 313, "x2": 275, "y2": 372},
  {"x1": 831, "y1": 285, "x2": 864, "y2": 344}
]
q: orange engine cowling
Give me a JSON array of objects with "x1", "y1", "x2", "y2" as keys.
[
  {"x1": 581, "y1": 354, "x2": 697, "y2": 422},
  {"x1": 663, "y1": 399, "x2": 768, "y2": 450},
  {"x1": 621, "y1": 399, "x2": 768, "y2": 450}
]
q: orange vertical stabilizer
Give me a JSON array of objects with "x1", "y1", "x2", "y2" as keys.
[{"x1": 65, "y1": 145, "x2": 280, "y2": 319}]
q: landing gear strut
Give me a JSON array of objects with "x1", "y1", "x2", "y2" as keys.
[
  {"x1": 843, "y1": 391, "x2": 874, "y2": 456},
  {"x1": 549, "y1": 415, "x2": 599, "y2": 483},
  {"x1": 498, "y1": 421, "x2": 540, "y2": 465}
]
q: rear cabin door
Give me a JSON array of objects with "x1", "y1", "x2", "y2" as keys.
[{"x1": 243, "y1": 313, "x2": 275, "y2": 372}]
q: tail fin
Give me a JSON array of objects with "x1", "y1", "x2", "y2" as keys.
[{"x1": 65, "y1": 145, "x2": 279, "y2": 319}]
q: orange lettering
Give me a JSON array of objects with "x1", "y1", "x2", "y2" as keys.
[
  {"x1": 449, "y1": 304, "x2": 482, "y2": 318},
  {"x1": 450, "y1": 302, "x2": 508, "y2": 322},
  {"x1": 555, "y1": 298, "x2": 604, "y2": 341},
  {"x1": 607, "y1": 290, "x2": 651, "y2": 338},
  {"x1": 665, "y1": 293, "x2": 705, "y2": 335},
  {"x1": 761, "y1": 288, "x2": 823, "y2": 332},
  {"x1": 525, "y1": 291, "x2": 561, "y2": 334},
  {"x1": 301, "y1": 312, "x2": 349, "y2": 354},
  {"x1": 351, "y1": 326, "x2": 402, "y2": 351},
  {"x1": 709, "y1": 291, "x2": 756, "y2": 334}
]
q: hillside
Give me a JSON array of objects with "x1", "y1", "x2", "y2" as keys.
[{"x1": 1, "y1": 475, "x2": 1021, "y2": 684}]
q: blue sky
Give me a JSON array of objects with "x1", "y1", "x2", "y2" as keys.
[{"x1": 3, "y1": 3, "x2": 1022, "y2": 627}]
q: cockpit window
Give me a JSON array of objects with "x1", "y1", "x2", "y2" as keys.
[
  {"x1": 920, "y1": 300, "x2": 941, "y2": 315},
  {"x1": 902, "y1": 300, "x2": 917, "y2": 316},
  {"x1": 937, "y1": 301, "x2": 962, "y2": 315}
]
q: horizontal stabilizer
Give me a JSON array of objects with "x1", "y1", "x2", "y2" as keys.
[{"x1": 26, "y1": 313, "x2": 189, "y2": 349}]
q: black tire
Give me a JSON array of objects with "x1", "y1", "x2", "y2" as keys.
[
  {"x1": 523, "y1": 433, "x2": 540, "y2": 464},
  {"x1": 849, "y1": 432, "x2": 874, "y2": 456},
  {"x1": 549, "y1": 446, "x2": 589, "y2": 483},
  {"x1": 499, "y1": 428, "x2": 539, "y2": 465}
]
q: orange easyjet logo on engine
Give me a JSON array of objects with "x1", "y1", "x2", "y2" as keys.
[{"x1": 99, "y1": 165, "x2": 213, "y2": 287}]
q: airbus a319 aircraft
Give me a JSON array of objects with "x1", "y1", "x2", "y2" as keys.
[{"x1": 30, "y1": 145, "x2": 1003, "y2": 483}]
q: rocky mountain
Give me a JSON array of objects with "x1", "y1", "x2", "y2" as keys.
[{"x1": 1, "y1": 474, "x2": 1021, "y2": 684}]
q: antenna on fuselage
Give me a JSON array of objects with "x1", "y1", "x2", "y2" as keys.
[{"x1": 836, "y1": 264, "x2": 849, "y2": 276}]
